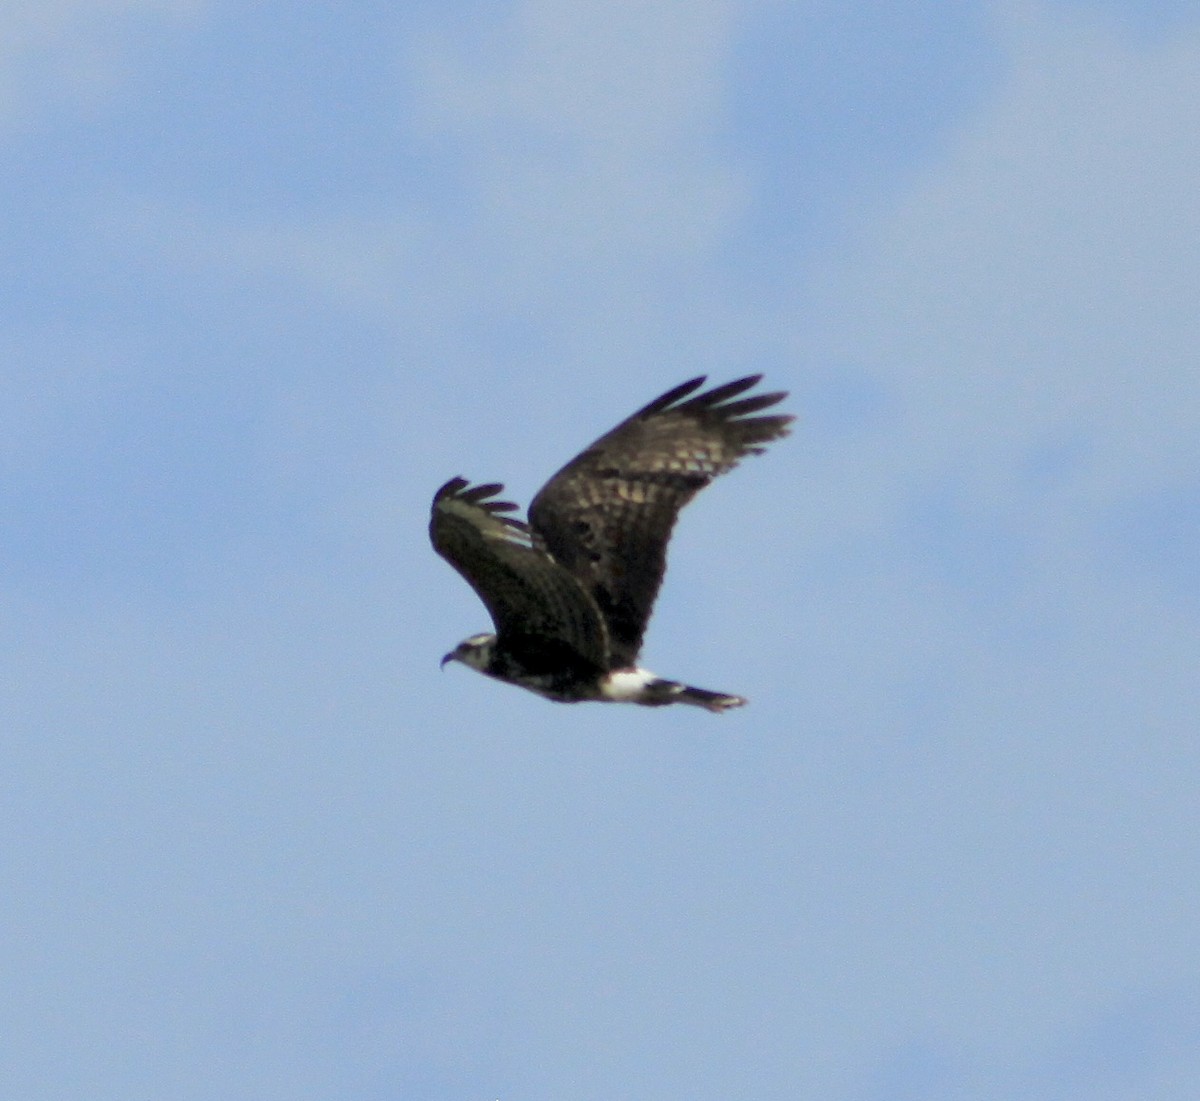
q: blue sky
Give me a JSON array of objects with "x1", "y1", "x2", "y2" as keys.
[{"x1": 3, "y1": 2, "x2": 1198, "y2": 1098}]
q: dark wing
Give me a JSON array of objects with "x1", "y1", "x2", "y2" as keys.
[
  {"x1": 429, "y1": 477, "x2": 609, "y2": 667},
  {"x1": 527, "y1": 376, "x2": 793, "y2": 667}
]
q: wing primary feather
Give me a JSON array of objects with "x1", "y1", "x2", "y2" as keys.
[
  {"x1": 459, "y1": 481, "x2": 505, "y2": 502},
  {"x1": 676, "y1": 374, "x2": 762, "y2": 408},
  {"x1": 435, "y1": 476, "x2": 469, "y2": 499},
  {"x1": 631, "y1": 375, "x2": 707, "y2": 418},
  {"x1": 447, "y1": 479, "x2": 520, "y2": 511},
  {"x1": 714, "y1": 391, "x2": 790, "y2": 418}
]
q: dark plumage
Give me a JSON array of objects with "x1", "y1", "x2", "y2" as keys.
[{"x1": 430, "y1": 376, "x2": 793, "y2": 712}]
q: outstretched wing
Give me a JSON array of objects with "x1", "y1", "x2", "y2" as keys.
[
  {"x1": 527, "y1": 376, "x2": 793, "y2": 667},
  {"x1": 429, "y1": 478, "x2": 609, "y2": 667}
]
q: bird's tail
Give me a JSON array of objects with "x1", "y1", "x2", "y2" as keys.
[
  {"x1": 636, "y1": 678, "x2": 746, "y2": 712},
  {"x1": 674, "y1": 685, "x2": 747, "y2": 712}
]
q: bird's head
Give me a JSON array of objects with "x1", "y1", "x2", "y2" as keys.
[{"x1": 441, "y1": 632, "x2": 497, "y2": 672}]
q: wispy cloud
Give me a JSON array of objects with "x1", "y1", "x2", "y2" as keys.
[
  {"x1": 5, "y1": 5, "x2": 1200, "y2": 1098},
  {"x1": 810, "y1": 4, "x2": 1200, "y2": 488},
  {"x1": 0, "y1": 1, "x2": 202, "y2": 127}
]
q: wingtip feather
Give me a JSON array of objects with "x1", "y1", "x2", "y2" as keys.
[
  {"x1": 636, "y1": 376, "x2": 707, "y2": 417},
  {"x1": 434, "y1": 476, "x2": 469, "y2": 500},
  {"x1": 683, "y1": 375, "x2": 764, "y2": 409},
  {"x1": 433, "y1": 477, "x2": 521, "y2": 517}
]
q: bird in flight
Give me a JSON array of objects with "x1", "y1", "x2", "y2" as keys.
[{"x1": 430, "y1": 375, "x2": 793, "y2": 712}]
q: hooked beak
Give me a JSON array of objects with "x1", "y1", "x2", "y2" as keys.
[{"x1": 440, "y1": 651, "x2": 455, "y2": 670}]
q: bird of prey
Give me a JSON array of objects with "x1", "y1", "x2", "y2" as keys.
[{"x1": 430, "y1": 375, "x2": 793, "y2": 712}]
